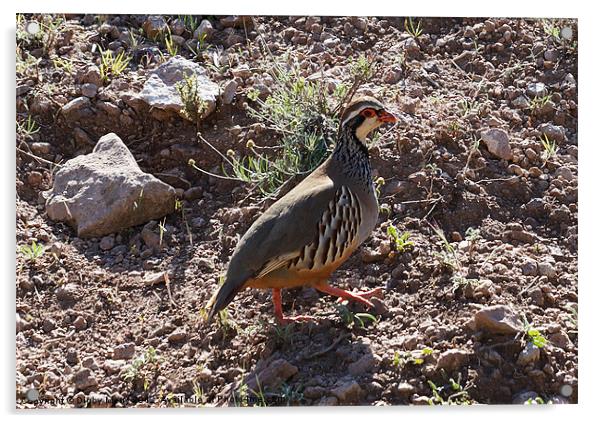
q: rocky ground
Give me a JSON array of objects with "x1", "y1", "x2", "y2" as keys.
[{"x1": 16, "y1": 14, "x2": 578, "y2": 408}]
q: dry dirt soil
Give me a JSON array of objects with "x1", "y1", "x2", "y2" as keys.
[{"x1": 16, "y1": 14, "x2": 578, "y2": 407}]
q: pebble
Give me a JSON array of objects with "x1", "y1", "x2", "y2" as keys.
[
  {"x1": 480, "y1": 128, "x2": 513, "y2": 160},
  {"x1": 537, "y1": 262, "x2": 556, "y2": 279},
  {"x1": 81, "y1": 83, "x2": 98, "y2": 98},
  {"x1": 549, "y1": 331, "x2": 572, "y2": 349},
  {"x1": 168, "y1": 329, "x2": 188, "y2": 343},
  {"x1": 512, "y1": 390, "x2": 540, "y2": 404},
  {"x1": 73, "y1": 315, "x2": 87, "y2": 331},
  {"x1": 74, "y1": 368, "x2": 98, "y2": 391},
  {"x1": 517, "y1": 342, "x2": 540, "y2": 366},
  {"x1": 473, "y1": 305, "x2": 522, "y2": 334},
  {"x1": 56, "y1": 283, "x2": 79, "y2": 303},
  {"x1": 99, "y1": 235, "x2": 115, "y2": 251},
  {"x1": 521, "y1": 259, "x2": 538, "y2": 276},
  {"x1": 112, "y1": 342, "x2": 135, "y2": 360},
  {"x1": 526, "y1": 82, "x2": 547, "y2": 98},
  {"x1": 331, "y1": 380, "x2": 363, "y2": 403},
  {"x1": 30, "y1": 142, "x2": 52, "y2": 156},
  {"x1": 436, "y1": 349, "x2": 471, "y2": 371},
  {"x1": 348, "y1": 354, "x2": 376, "y2": 376},
  {"x1": 102, "y1": 359, "x2": 125, "y2": 375},
  {"x1": 247, "y1": 359, "x2": 298, "y2": 391}
]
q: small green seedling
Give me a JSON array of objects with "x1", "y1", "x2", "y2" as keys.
[
  {"x1": 20, "y1": 241, "x2": 44, "y2": 262},
  {"x1": 404, "y1": 17, "x2": 423, "y2": 38},
  {"x1": 387, "y1": 225, "x2": 415, "y2": 253},
  {"x1": 540, "y1": 134, "x2": 559, "y2": 163}
]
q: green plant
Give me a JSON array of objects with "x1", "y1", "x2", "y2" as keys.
[
  {"x1": 186, "y1": 34, "x2": 208, "y2": 60},
  {"x1": 192, "y1": 381, "x2": 207, "y2": 406},
  {"x1": 427, "y1": 376, "x2": 472, "y2": 405},
  {"x1": 457, "y1": 98, "x2": 480, "y2": 117},
  {"x1": 451, "y1": 275, "x2": 479, "y2": 292},
  {"x1": 522, "y1": 318, "x2": 548, "y2": 348},
  {"x1": 278, "y1": 383, "x2": 304, "y2": 406},
  {"x1": 404, "y1": 17, "x2": 423, "y2": 38},
  {"x1": 52, "y1": 56, "x2": 74, "y2": 74},
  {"x1": 387, "y1": 225, "x2": 415, "y2": 253},
  {"x1": 392, "y1": 347, "x2": 433, "y2": 368},
  {"x1": 99, "y1": 46, "x2": 131, "y2": 83},
  {"x1": 529, "y1": 94, "x2": 552, "y2": 113},
  {"x1": 16, "y1": 115, "x2": 40, "y2": 137},
  {"x1": 178, "y1": 15, "x2": 199, "y2": 34},
  {"x1": 158, "y1": 217, "x2": 167, "y2": 246},
  {"x1": 542, "y1": 20, "x2": 561, "y2": 41},
  {"x1": 464, "y1": 227, "x2": 481, "y2": 259},
  {"x1": 164, "y1": 33, "x2": 179, "y2": 57},
  {"x1": 19, "y1": 241, "x2": 45, "y2": 262},
  {"x1": 336, "y1": 304, "x2": 378, "y2": 329},
  {"x1": 374, "y1": 176, "x2": 385, "y2": 198},
  {"x1": 176, "y1": 73, "x2": 208, "y2": 124},
  {"x1": 122, "y1": 347, "x2": 161, "y2": 390},
  {"x1": 540, "y1": 134, "x2": 559, "y2": 163}
]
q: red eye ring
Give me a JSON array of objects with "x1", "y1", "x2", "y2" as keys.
[{"x1": 361, "y1": 108, "x2": 376, "y2": 118}]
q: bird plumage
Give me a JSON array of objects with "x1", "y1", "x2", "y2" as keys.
[{"x1": 207, "y1": 96, "x2": 397, "y2": 323}]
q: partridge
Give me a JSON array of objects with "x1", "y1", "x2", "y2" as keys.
[{"x1": 207, "y1": 96, "x2": 397, "y2": 324}]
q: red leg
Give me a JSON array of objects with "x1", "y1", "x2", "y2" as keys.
[
  {"x1": 315, "y1": 285, "x2": 383, "y2": 308},
  {"x1": 272, "y1": 288, "x2": 316, "y2": 325}
]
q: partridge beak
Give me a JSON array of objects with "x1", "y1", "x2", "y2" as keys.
[{"x1": 377, "y1": 109, "x2": 397, "y2": 124}]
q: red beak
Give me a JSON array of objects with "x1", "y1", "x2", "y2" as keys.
[{"x1": 377, "y1": 110, "x2": 397, "y2": 123}]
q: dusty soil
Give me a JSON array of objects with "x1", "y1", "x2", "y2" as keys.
[{"x1": 16, "y1": 14, "x2": 578, "y2": 407}]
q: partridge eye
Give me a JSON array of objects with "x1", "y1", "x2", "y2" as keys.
[{"x1": 362, "y1": 109, "x2": 376, "y2": 118}]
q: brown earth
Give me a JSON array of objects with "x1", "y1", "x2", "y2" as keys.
[{"x1": 16, "y1": 14, "x2": 578, "y2": 408}]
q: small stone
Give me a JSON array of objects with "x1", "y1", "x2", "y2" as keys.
[
  {"x1": 474, "y1": 305, "x2": 522, "y2": 335},
  {"x1": 549, "y1": 331, "x2": 572, "y2": 350},
  {"x1": 99, "y1": 235, "x2": 115, "y2": 251},
  {"x1": 517, "y1": 342, "x2": 540, "y2": 366},
  {"x1": 56, "y1": 283, "x2": 79, "y2": 303},
  {"x1": 183, "y1": 186, "x2": 203, "y2": 201},
  {"x1": 323, "y1": 37, "x2": 339, "y2": 48},
  {"x1": 221, "y1": 79, "x2": 238, "y2": 104},
  {"x1": 555, "y1": 166, "x2": 574, "y2": 181},
  {"x1": 61, "y1": 96, "x2": 92, "y2": 118},
  {"x1": 537, "y1": 262, "x2": 556, "y2": 279},
  {"x1": 141, "y1": 227, "x2": 161, "y2": 251},
  {"x1": 539, "y1": 123, "x2": 566, "y2": 142},
  {"x1": 81, "y1": 83, "x2": 98, "y2": 98},
  {"x1": 194, "y1": 19, "x2": 215, "y2": 41},
  {"x1": 348, "y1": 354, "x2": 376, "y2": 376},
  {"x1": 30, "y1": 142, "x2": 52, "y2": 156},
  {"x1": 74, "y1": 368, "x2": 98, "y2": 391},
  {"x1": 526, "y1": 82, "x2": 547, "y2": 98},
  {"x1": 89, "y1": 392, "x2": 111, "y2": 408},
  {"x1": 528, "y1": 287, "x2": 545, "y2": 306},
  {"x1": 66, "y1": 348, "x2": 79, "y2": 365},
  {"x1": 50, "y1": 242, "x2": 64, "y2": 258},
  {"x1": 396, "y1": 382, "x2": 416, "y2": 398},
  {"x1": 303, "y1": 386, "x2": 326, "y2": 400},
  {"x1": 168, "y1": 329, "x2": 188, "y2": 343},
  {"x1": 246, "y1": 359, "x2": 298, "y2": 391},
  {"x1": 480, "y1": 128, "x2": 513, "y2": 160},
  {"x1": 331, "y1": 380, "x2": 362, "y2": 404},
  {"x1": 73, "y1": 316, "x2": 87, "y2": 331},
  {"x1": 112, "y1": 342, "x2": 135, "y2": 360},
  {"x1": 143, "y1": 15, "x2": 168, "y2": 38},
  {"x1": 103, "y1": 359, "x2": 126, "y2": 375},
  {"x1": 384, "y1": 67, "x2": 402, "y2": 84},
  {"x1": 436, "y1": 349, "x2": 471, "y2": 371},
  {"x1": 27, "y1": 171, "x2": 43, "y2": 187},
  {"x1": 521, "y1": 259, "x2": 537, "y2": 276},
  {"x1": 319, "y1": 396, "x2": 339, "y2": 406},
  {"x1": 512, "y1": 390, "x2": 540, "y2": 404}
]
